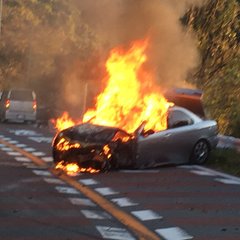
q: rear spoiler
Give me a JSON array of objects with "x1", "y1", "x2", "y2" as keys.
[{"x1": 164, "y1": 88, "x2": 205, "y2": 118}]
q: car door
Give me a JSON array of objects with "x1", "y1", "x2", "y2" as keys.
[{"x1": 136, "y1": 108, "x2": 198, "y2": 167}]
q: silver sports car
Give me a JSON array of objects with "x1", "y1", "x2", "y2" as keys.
[{"x1": 52, "y1": 106, "x2": 218, "y2": 172}]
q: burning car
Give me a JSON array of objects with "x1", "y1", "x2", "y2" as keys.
[{"x1": 52, "y1": 105, "x2": 218, "y2": 172}]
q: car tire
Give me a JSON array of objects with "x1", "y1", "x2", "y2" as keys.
[{"x1": 190, "y1": 140, "x2": 209, "y2": 165}]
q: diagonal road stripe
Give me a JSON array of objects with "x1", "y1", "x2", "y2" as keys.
[{"x1": 0, "y1": 138, "x2": 162, "y2": 240}]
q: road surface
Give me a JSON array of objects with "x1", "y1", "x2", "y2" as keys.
[{"x1": 0, "y1": 123, "x2": 240, "y2": 240}]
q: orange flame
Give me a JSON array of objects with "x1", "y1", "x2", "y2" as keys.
[
  {"x1": 83, "y1": 39, "x2": 172, "y2": 132},
  {"x1": 51, "y1": 112, "x2": 78, "y2": 132},
  {"x1": 55, "y1": 161, "x2": 100, "y2": 175},
  {"x1": 53, "y1": 38, "x2": 173, "y2": 133}
]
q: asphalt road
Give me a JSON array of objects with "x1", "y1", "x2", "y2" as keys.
[{"x1": 0, "y1": 122, "x2": 240, "y2": 240}]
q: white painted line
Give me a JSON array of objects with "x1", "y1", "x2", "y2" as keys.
[
  {"x1": 15, "y1": 144, "x2": 27, "y2": 148},
  {"x1": 23, "y1": 163, "x2": 39, "y2": 168},
  {"x1": 190, "y1": 170, "x2": 216, "y2": 176},
  {"x1": 81, "y1": 210, "x2": 112, "y2": 219},
  {"x1": 111, "y1": 197, "x2": 138, "y2": 207},
  {"x1": 43, "y1": 178, "x2": 65, "y2": 184},
  {"x1": 0, "y1": 144, "x2": 5, "y2": 147},
  {"x1": 1, "y1": 147, "x2": 13, "y2": 152},
  {"x1": 7, "y1": 152, "x2": 22, "y2": 156},
  {"x1": 23, "y1": 148, "x2": 36, "y2": 152},
  {"x1": 215, "y1": 178, "x2": 240, "y2": 185},
  {"x1": 32, "y1": 170, "x2": 51, "y2": 176},
  {"x1": 156, "y1": 227, "x2": 193, "y2": 240},
  {"x1": 96, "y1": 226, "x2": 136, "y2": 240},
  {"x1": 32, "y1": 152, "x2": 45, "y2": 156},
  {"x1": 2, "y1": 137, "x2": 11, "y2": 141},
  {"x1": 95, "y1": 187, "x2": 119, "y2": 196},
  {"x1": 131, "y1": 210, "x2": 162, "y2": 221},
  {"x1": 8, "y1": 140, "x2": 19, "y2": 144},
  {"x1": 15, "y1": 157, "x2": 31, "y2": 162},
  {"x1": 69, "y1": 197, "x2": 96, "y2": 207},
  {"x1": 0, "y1": 135, "x2": 4, "y2": 138},
  {"x1": 79, "y1": 178, "x2": 99, "y2": 185},
  {"x1": 194, "y1": 165, "x2": 240, "y2": 182},
  {"x1": 55, "y1": 186, "x2": 80, "y2": 194},
  {"x1": 29, "y1": 137, "x2": 53, "y2": 143},
  {"x1": 41, "y1": 157, "x2": 53, "y2": 162}
]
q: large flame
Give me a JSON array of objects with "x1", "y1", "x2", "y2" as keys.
[{"x1": 54, "y1": 38, "x2": 173, "y2": 133}]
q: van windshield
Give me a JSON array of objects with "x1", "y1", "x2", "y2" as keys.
[{"x1": 10, "y1": 90, "x2": 34, "y2": 101}]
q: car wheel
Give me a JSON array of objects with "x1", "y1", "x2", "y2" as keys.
[{"x1": 190, "y1": 140, "x2": 209, "y2": 164}]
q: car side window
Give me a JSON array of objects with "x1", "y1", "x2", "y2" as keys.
[{"x1": 168, "y1": 109, "x2": 193, "y2": 129}]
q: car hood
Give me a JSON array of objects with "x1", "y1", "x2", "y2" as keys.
[{"x1": 59, "y1": 123, "x2": 122, "y2": 144}]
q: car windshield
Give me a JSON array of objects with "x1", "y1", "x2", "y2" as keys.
[
  {"x1": 10, "y1": 90, "x2": 34, "y2": 101},
  {"x1": 73, "y1": 123, "x2": 118, "y2": 143}
]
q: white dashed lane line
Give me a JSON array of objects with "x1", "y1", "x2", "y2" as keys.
[
  {"x1": 68, "y1": 197, "x2": 96, "y2": 207},
  {"x1": 15, "y1": 157, "x2": 31, "y2": 162},
  {"x1": 131, "y1": 210, "x2": 163, "y2": 221},
  {"x1": 156, "y1": 227, "x2": 193, "y2": 240},
  {"x1": 81, "y1": 210, "x2": 112, "y2": 220},
  {"x1": 96, "y1": 226, "x2": 136, "y2": 240},
  {"x1": 111, "y1": 197, "x2": 138, "y2": 207},
  {"x1": 95, "y1": 187, "x2": 119, "y2": 196},
  {"x1": 55, "y1": 186, "x2": 80, "y2": 195}
]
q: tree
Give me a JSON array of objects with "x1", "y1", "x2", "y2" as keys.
[
  {"x1": 183, "y1": 0, "x2": 240, "y2": 136},
  {"x1": 0, "y1": 0, "x2": 99, "y2": 107}
]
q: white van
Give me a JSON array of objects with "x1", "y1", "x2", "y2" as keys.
[{"x1": 0, "y1": 89, "x2": 37, "y2": 123}]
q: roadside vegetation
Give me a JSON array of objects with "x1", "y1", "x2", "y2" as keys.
[
  {"x1": 0, "y1": 0, "x2": 239, "y2": 138},
  {"x1": 207, "y1": 148, "x2": 240, "y2": 177}
]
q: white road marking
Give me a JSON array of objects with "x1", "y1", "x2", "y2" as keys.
[
  {"x1": 96, "y1": 226, "x2": 136, "y2": 240},
  {"x1": 55, "y1": 186, "x2": 80, "y2": 194},
  {"x1": 215, "y1": 178, "x2": 240, "y2": 185},
  {"x1": 69, "y1": 197, "x2": 96, "y2": 207},
  {"x1": 41, "y1": 157, "x2": 53, "y2": 162},
  {"x1": 8, "y1": 140, "x2": 19, "y2": 144},
  {"x1": 194, "y1": 165, "x2": 240, "y2": 182},
  {"x1": 1, "y1": 147, "x2": 13, "y2": 151},
  {"x1": 190, "y1": 170, "x2": 216, "y2": 176},
  {"x1": 81, "y1": 210, "x2": 112, "y2": 219},
  {"x1": 155, "y1": 227, "x2": 193, "y2": 240},
  {"x1": 2, "y1": 137, "x2": 11, "y2": 141},
  {"x1": 23, "y1": 147, "x2": 36, "y2": 152},
  {"x1": 15, "y1": 157, "x2": 31, "y2": 162},
  {"x1": 79, "y1": 178, "x2": 99, "y2": 185},
  {"x1": 15, "y1": 144, "x2": 27, "y2": 148},
  {"x1": 111, "y1": 197, "x2": 138, "y2": 207},
  {"x1": 0, "y1": 144, "x2": 5, "y2": 147},
  {"x1": 31, "y1": 152, "x2": 45, "y2": 156},
  {"x1": 9, "y1": 130, "x2": 41, "y2": 136},
  {"x1": 43, "y1": 178, "x2": 65, "y2": 184},
  {"x1": 131, "y1": 210, "x2": 162, "y2": 221},
  {"x1": 95, "y1": 187, "x2": 119, "y2": 196},
  {"x1": 32, "y1": 170, "x2": 52, "y2": 176},
  {"x1": 28, "y1": 137, "x2": 53, "y2": 143},
  {"x1": 7, "y1": 152, "x2": 22, "y2": 156},
  {"x1": 23, "y1": 163, "x2": 40, "y2": 168}
]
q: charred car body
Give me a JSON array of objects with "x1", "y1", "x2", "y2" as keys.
[{"x1": 52, "y1": 105, "x2": 218, "y2": 172}]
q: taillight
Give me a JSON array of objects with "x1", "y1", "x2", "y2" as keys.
[
  {"x1": 33, "y1": 100, "x2": 37, "y2": 111},
  {"x1": 5, "y1": 99, "x2": 10, "y2": 109}
]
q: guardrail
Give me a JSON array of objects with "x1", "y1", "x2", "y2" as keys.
[{"x1": 217, "y1": 135, "x2": 240, "y2": 152}]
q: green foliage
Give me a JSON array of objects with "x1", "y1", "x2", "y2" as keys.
[
  {"x1": 0, "y1": 0, "x2": 99, "y2": 106},
  {"x1": 208, "y1": 148, "x2": 240, "y2": 177},
  {"x1": 183, "y1": 0, "x2": 240, "y2": 136}
]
